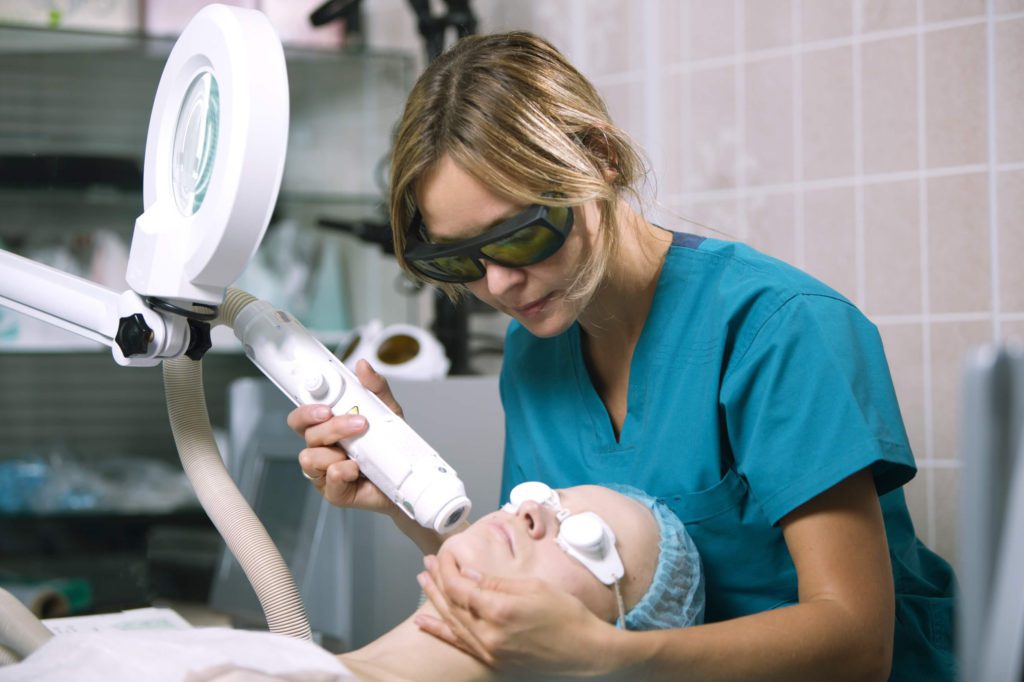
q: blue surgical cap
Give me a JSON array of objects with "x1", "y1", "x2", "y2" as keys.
[{"x1": 605, "y1": 483, "x2": 705, "y2": 630}]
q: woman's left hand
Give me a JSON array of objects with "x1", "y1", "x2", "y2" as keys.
[{"x1": 415, "y1": 551, "x2": 614, "y2": 675}]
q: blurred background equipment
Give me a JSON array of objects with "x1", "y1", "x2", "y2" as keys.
[
  {"x1": 958, "y1": 343, "x2": 1024, "y2": 682},
  {"x1": 312, "y1": 0, "x2": 487, "y2": 376}
]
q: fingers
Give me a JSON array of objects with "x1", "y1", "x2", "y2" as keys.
[
  {"x1": 355, "y1": 360, "x2": 404, "y2": 417},
  {"x1": 286, "y1": 403, "x2": 332, "y2": 435},
  {"x1": 414, "y1": 612, "x2": 494, "y2": 666},
  {"x1": 427, "y1": 554, "x2": 510, "y2": 643},
  {"x1": 417, "y1": 561, "x2": 495, "y2": 666},
  {"x1": 303, "y1": 412, "x2": 369, "y2": 449},
  {"x1": 298, "y1": 447, "x2": 370, "y2": 503},
  {"x1": 433, "y1": 551, "x2": 506, "y2": 616},
  {"x1": 297, "y1": 446, "x2": 345, "y2": 478},
  {"x1": 288, "y1": 404, "x2": 369, "y2": 446}
]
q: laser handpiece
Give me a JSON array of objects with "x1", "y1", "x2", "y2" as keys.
[{"x1": 232, "y1": 298, "x2": 472, "y2": 534}]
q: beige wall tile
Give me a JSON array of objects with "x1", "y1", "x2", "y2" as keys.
[
  {"x1": 998, "y1": 171, "x2": 1024, "y2": 312},
  {"x1": 744, "y1": 0, "x2": 793, "y2": 52},
  {"x1": 660, "y1": 72, "x2": 690, "y2": 196},
  {"x1": 655, "y1": 202, "x2": 697, "y2": 232},
  {"x1": 995, "y1": 0, "x2": 1024, "y2": 12},
  {"x1": 927, "y1": 173, "x2": 991, "y2": 314},
  {"x1": 861, "y1": 0, "x2": 918, "y2": 33},
  {"x1": 902, "y1": 466, "x2": 931, "y2": 542},
  {"x1": 689, "y1": 66, "x2": 737, "y2": 191},
  {"x1": 801, "y1": 0, "x2": 853, "y2": 42},
  {"x1": 746, "y1": 192, "x2": 797, "y2": 265},
  {"x1": 512, "y1": 1, "x2": 576, "y2": 59},
  {"x1": 862, "y1": 37, "x2": 918, "y2": 175},
  {"x1": 582, "y1": 0, "x2": 645, "y2": 76},
  {"x1": 686, "y1": 200, "x2": 741, "y2": 239},
  {"x1": 1001, "y1": 320, "x2": 1024, "y2": 344},
  {"x1": 995, "y1": 19, "x2": 1024, "y2": 164},
  {"x1": 803, "y1": 186, "x2": 858, "y2": 300},
  {"x1": 672, "y1": 202, "x2": 740, "y2": 241},
  {"x1": 925, "y1": 25, "x2": 988, "y2": 168},
  {"x1": 599, "y1": 79, "x2": 647, "y2": 150},
  {"x1": 689, "y1": 0, "x2": 735, "y2": 60},
  {"x1": 930, "y1": 320, "x2": 993, "y2": 460},
  {"x1": 877, "y1": 322, "x2": 927, "y2": 461},
  {"x1": 660, "y1": 0, "x2": 689, "y2": 66},
  {"x1": 923, "y1": 0, "x2": 986, "y2": 22},
  {"x1": 746, "y1": 56, "x2": 795, "y2": 185},
  {"x1": 864, "y1": 180, "x2": 922, "y2": 315},
  {"x1": 802, "y1": 47, "x2": 854, "y2": 180},
  {"x1": 932, "y1": 466, "x2": 960, "y2": 571}
]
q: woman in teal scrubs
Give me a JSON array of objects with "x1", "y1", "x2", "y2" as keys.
[{"x1": 289, "y1": 31, "x2": 955, "y2": 680}]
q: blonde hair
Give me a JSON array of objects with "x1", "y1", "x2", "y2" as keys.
[{"x1": 388, "y1": 31, "x2": 648, "y2": 301}]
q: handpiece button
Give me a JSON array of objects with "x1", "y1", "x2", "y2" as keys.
[{"x1": 305, "y1": 373, "x2": 330, "y2": 400}]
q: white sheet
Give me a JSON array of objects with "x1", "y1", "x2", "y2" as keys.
[{"x1": 0, "y1": 627, "x2": 356, "y2": 682}]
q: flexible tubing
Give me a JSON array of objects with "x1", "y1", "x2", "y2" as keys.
[
  {"x1": 0, "y1": 587, "x2": 52, "y2": 662},
  {"x1": 162, "y1": 287, "x2": 312, "y2": 640}
]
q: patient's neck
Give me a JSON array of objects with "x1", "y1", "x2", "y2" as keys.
[{"x1": 339, "y1": 603, "x2": 497, "y2": 682}]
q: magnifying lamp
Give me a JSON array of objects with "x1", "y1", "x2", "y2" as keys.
[
  {"x1": 127, "y1": 5, "x2": 288, "y2": 309},
  {"x1": 0, "y1": 4, "x2": 287, "y2": 366},
  {"x1": 0, "y1": 3, "x2": 471, "y2": 648}
]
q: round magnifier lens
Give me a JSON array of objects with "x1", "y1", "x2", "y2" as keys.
[{"x1": 172, "y1": 71, "x2": 220, "y2": 216}]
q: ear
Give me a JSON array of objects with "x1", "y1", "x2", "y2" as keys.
[{"x1": 577, "y1": 125, "x2": 620, "y2": 181}]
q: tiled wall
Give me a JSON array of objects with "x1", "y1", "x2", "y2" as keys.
[{"x1": 366, "y1": 0, "x2": 1024, "y2": 569}]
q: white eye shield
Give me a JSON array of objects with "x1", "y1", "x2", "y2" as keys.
[{"x1": 503, "y1": 481, "x2": 624, "y2": 585}]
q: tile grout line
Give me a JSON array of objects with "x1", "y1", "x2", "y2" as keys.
[
  {"x1": 658, "y1": 12, "x2": 1017, "y2": 76},
  {"x1": 986, "y1": 0, "x2": 1001, "y2": 341},
  {"x1": 794, "y1": 0, "x2": 805, "y2": 269},
  {"x1": 916, "y1": 0, "x2": 937, "y2": 551},
  {"x1": 644, "y1": 0, "x2": 663, "y2": 189},
  {"x1": 735, "y1": 0, "x2": 748, "y2": 241},
  {"x1": 670, "y1": 161, "x2": 1009, "y2": 204},
  {"x1": 853, "y1": 0, "x2": 866, "y2": 309},
  {"x1": 570, "y1": 0, "x2": 587, "y2": 75},
  {"x1": 875, "y1": 311, "x2": 1011, "y2": 324},
  {"x1": 683, "y1": 0, "x2": 694, "y2": 219}
]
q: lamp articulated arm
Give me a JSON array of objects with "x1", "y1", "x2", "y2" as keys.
[{"x1": 0, "y1": 248, "x2": 202, "y2": 366}]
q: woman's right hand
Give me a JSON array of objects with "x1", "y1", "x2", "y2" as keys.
[{"x1": 286, "y1": 359, "x2": 405, "y2": 516}]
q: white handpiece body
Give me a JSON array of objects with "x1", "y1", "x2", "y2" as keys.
[{"x1": 232, "y1": 300, "x2": 472, "y2": 534}]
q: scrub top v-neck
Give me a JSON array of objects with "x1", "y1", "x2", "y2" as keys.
[{"x1": 498, "y1": 231, "x2": 956, "y2": 682}]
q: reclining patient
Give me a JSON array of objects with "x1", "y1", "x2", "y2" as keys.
[
  {"x1": 2, "y1": 484, "x2": 702, "y2": 682},
  {"x1": 339, "y1": 483, "x2": 704, "y2": 681}
]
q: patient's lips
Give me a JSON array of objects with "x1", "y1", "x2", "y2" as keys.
[{"x1": 487, "y1": 519, "x2": 516, "y2": 557}]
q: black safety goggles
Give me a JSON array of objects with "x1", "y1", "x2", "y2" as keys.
[{"x1": 403, "y1": 200, "x2": 574, "y2": 283}]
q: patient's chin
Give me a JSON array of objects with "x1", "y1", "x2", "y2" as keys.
[{"x1": 437, "y1": 532, "x2": 499, "y2": 575}]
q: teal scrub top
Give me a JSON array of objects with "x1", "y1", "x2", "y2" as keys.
[{"x1": 498, "y1": 232, "x2": 956, "y2": 681}]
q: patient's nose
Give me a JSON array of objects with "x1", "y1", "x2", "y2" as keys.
[{"x1": 515, "y1": 501, "x2": 550, "y2": 539}]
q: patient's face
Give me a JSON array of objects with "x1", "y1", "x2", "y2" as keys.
[{"x1": 437, "y1": 486, "x2": 659, "y2": 622}]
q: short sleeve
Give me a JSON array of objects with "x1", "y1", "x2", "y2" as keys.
[{"x1": 720, "y1": 293, "x2": 916, "y2": 525}]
